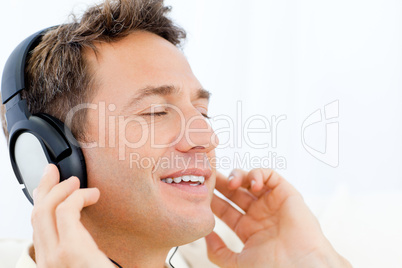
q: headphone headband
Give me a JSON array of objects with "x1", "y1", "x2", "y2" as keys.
[
  {"x1": 1, "y1": 26, "x2": 87, "y2": 204},
  {"x1": 1, "y1": 27, "x2": 56, "y2": 132}
]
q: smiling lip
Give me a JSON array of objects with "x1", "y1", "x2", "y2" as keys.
[{"x1": 160, "y1": 168, "x2": 212, "y2": 181}]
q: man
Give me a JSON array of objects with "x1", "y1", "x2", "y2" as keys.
[{"x1": 1, "y1": 0, "x2": 352, "y2": 267}]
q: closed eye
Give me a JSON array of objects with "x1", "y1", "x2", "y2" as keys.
[
  {"x1": 202, "y1": 113, "x2": 211, "y2": 119},
  {"x1": 142, "y1": 111, "x2": 210, "y2": 119},
  {"x1": 141, "y1": 111, "x2": 167, "y2": 117}
]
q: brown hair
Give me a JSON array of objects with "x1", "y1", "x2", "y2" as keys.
[{"x1": 0, "y1": 0, "x2": 186, "y2": 141}]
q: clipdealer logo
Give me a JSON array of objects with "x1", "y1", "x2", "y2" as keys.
[
  {"x1": 63, "y1": 100, "x2": 340, "y2": 169},
  {"x1": 301, "y1": 100, "x2": 339, "y2": 168}
]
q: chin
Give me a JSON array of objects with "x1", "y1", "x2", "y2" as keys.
[{"x1": 174, "y1": 209, "x2": 216, "y2": 246}]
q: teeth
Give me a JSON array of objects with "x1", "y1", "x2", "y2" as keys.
[{"x1": 162, "y1": 175, "x2": 205, "y2": 184}]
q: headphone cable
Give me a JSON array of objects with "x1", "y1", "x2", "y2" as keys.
[
  {"x1": 109, "y1": 258, "x2": 123, "y2": 268},
  {"x1": 108, "y1": 247, "x2": 178, "y2": 268},
  {"x1": 168, "y1": 246, "x2": 178, "y2": 268}
]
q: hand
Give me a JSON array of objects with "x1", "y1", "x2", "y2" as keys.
[
  {"x1": 31, "y1": 164, "x2": 115, "y2": 268},
  {"x1": 205, "y1": 168, "x2": 352, "y2": 268}
]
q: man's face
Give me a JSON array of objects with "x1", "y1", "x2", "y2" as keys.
[{"x1": 80, "y1": 31, "x2": 218, "y2": 248}]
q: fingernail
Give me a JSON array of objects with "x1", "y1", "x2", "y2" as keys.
[
  {"x1": 43, "y1": 164, "x2": 51, "y2": 176},
  {"x1": 33, "y1": 188, "x2": 37, "y2": 200},
  {"x1": 251, "y1": 180, "x2": 256, "y2": 188},
  {"x1": 228, "y1": 175, "x2": 235, "y2": 181}
]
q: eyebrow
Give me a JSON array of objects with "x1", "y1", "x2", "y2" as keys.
[{"x1": 122, "y1": 85, "x2": 211, "y2": 112}]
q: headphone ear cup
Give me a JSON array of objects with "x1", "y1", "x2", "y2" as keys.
[
  {"x1": 36, "y1": 113, "x2": 87, "y2": 188},
  {"x1": 13, "y1": 132, "x2": 50, "y2": 203},
  {"x1": 9, "y1": 114, "x2": 87, "y2": 204}
]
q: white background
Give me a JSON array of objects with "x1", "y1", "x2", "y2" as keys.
[{"x1": 1, "y1": 0, "x2": 402, "y2": 267}]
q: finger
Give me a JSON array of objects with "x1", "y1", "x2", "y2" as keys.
[
  {"x1": 223, "y1": 168, "x2": 268, "y2": 199},
  {"x1": 264, "y1": 173, "x2": 301, "y2": 211},
  {"x1": 56, "y1": 188, "x2": 100, "y2": 244},
  {"x1": 211, "y1": 195, "x2": 249, "y2": 243},
  {"x1": 245, "y1": 168, "x2": 273, "y2": 197},
  {"x1": 205, "y1": 231, "x2": 237, "y2": 268},
  {"x1": 31, "y1": 177, "x2": 81, "y2": 260},
  {"x1": 42, "y1": 176, "x2": 81, "y2": 208},
  {"x1": 215, "y1": 171, "x2": 257, "y2": 212},
  {"x1": 33, "y1": 164, "x2": 60, "y2": 204},
  {"x1": 226, "y1": 168, "x2": 266, "y2": 194},
  {"x1": 240, "y1": 168, "x2": 290, "y2": 198},
  {"x1": 225, "y1": 169, "x2": 248, "y2": 190},
  {"x1": 254, "y1": 168, "x2": 300, "y2": 200}
]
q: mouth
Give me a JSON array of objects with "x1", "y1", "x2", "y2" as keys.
[
  {"x1": 161, "y1": 175, "x2": 205, "y2": 186},
  {"x1": 160, "y1": 168, "x2": 212, "y2": 187}
]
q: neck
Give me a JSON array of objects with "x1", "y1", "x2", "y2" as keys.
[
  {"x1": 88, "y1": 224, "x2": 172, "y2": 268},
  {"x1": 29, "y1": 232, "x2": 171, "y2": 268},
  {"x1": 28, "y1": 244, "x2": 169, "y2": 268}
]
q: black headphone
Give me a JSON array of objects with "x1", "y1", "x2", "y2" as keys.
[{"x1": 1, "y1": 27, "x2": 87, "y2": 204}]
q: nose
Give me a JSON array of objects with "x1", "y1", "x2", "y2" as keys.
[{"x1": 175, "y1": 107, "x2": 219, "y2": 153}]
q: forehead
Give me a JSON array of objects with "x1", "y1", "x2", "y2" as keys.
[{"x1": 85, "y1": 31, "x2": 202, "y2": 104}]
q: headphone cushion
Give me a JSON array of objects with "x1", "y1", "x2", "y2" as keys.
[{"x1": 9, "y1": 114, "x2": 87, "y2": 204}]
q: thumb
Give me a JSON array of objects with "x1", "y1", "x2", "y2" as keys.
[{"x1": 205, "y1": 232, "x2": 237, "y2": 268}]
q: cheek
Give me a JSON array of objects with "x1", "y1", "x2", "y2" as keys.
[
  {"x1": 120, "y1": 119, "x2": 177, "y2": 151},
  {"x1": 84, "y1": 146, "x2": 156, "y2": 214},
  {"x1": 117, "y1": 120, "x2": 151, "y2": 151},
  {"x1": 148, "y1": 113, "x2": 185, "y2": 146}
]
